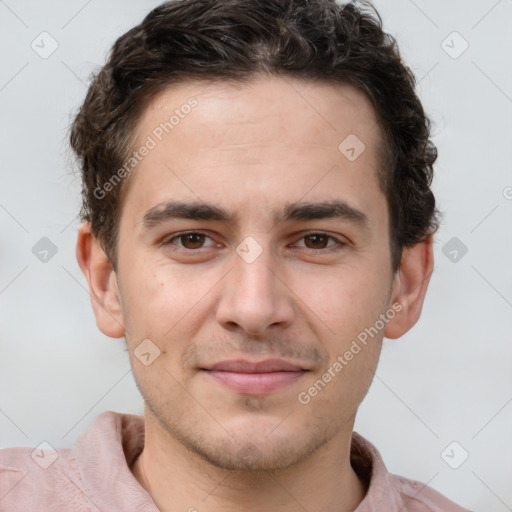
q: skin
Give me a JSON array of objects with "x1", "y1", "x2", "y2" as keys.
[{"x1": 77, "y1": 75, "x2": 433, "y2": 512}]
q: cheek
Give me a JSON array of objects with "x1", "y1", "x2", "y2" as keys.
[
  {"x1": 120, "y1": 258, "x2": 218, "y2": 342},
  {"x1": 291, "y1": 263, "x2": 390, "y2": 336},
  {"x1": 117, "y1": 261, "x2": 174, "y2": 344}
]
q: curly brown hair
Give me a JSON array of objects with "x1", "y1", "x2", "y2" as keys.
[{"x1": 69, "y1": 0, "x2": 439, "y2": 273}]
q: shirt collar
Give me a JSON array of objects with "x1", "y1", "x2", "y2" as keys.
[{"x1": 73, "y1": 411, "x2": 399, "y2": 511}]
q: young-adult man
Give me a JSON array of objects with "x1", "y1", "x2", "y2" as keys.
[{"x1": 0, "y1": 1, "x2": 470, "y2": 510}]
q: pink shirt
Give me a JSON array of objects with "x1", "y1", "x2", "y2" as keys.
[{"x1": 0, "y1": 411, "x2": 470, "y2": 511}]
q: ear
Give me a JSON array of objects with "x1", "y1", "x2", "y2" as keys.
[
  {"x1": 384, "y1": 234, "x2": 434, "y2": 339},
  {"x1": 76, "y1": 222, "x2": 125, "y2": 338}
]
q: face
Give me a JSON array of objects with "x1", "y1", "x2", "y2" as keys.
[{"x1": 107, "y1": 76, "x2": 400, "y2": 470}]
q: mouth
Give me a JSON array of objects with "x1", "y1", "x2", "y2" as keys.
[{"x1": 200, "y1": 359, "x2": 309, "y2": 395}]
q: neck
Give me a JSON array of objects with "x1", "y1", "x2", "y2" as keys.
[{"x1": 131, "y1": 410, "x2": 367, "y2": 512}]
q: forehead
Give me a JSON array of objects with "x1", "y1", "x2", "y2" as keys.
[
  {"x1": 135, "y1": 76, "x2": 381, "y2": 155},
  {"x1": 123, "y1": 75, "x2": 386, "y2": 229}
]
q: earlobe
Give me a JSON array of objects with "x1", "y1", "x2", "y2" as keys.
[
  {"x1": 384, "y1": 235, "x2": 434, "y2": 340},
  {"x1": 76, "y1": 222, "x2": 125, "y2": 338}
]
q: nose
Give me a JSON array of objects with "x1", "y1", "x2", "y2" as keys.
[{"x1": 215, "y1": 240, "x2": 295, "y2": 336}]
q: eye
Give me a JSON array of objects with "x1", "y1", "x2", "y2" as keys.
[
  {"x1": 292, "y1": 232, "x2": 345, "y2": 250},
  {"x1": 163, "y1": 231, "x2": 345, "y2": 253},
  {"x1": 166, "y1": 231, "x2": 216, "y2": 250}
]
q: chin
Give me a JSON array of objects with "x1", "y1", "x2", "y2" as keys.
[
  {"x1": 192, "y1": 437, "x2": 313, "y2": 472},
  {"x1": 182, "y1": 416, "x2": 330, "y2": 472}
]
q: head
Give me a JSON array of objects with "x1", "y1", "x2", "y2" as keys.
[{"x1": 73, "y1": 0, "x2": 438, "y2": 471}]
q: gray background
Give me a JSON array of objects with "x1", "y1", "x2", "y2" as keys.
[{"x1": 1, "y1": 1, "x2": 511, "y2": 510}]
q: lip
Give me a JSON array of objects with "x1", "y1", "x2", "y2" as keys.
[
  {"x1": 201, "y1": 359, "x2": 308, "y2": 395},
  {"x1": 205, "y1": 358, "x2": 306, "y2": 373}
]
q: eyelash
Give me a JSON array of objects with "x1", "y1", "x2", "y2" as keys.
[{"x1": 164, "y1": 231, "x2": 346, "y2": 252}]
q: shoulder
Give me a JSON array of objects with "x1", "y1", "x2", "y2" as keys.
[
  {"x1": 350, "y1": 432, "x2": 472, "y2": 512},
  {"x1": 0, "y1": 411, "x2": 145, "y2": 510},
  {"x1": 390, "y1": 473, "x2": 473, "y2": 512},
  {"x1": 0, "y1": 445, "x2": 89, "y2": 509}
]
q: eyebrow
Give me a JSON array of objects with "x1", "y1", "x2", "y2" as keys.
[{"x1": 142, "y1": 199, "x2": 370, "y2": 231}]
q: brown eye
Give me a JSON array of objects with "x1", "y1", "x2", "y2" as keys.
[
  {"x1": 167, "y1": 232, "x2": 215, "y2": 250},
  {"x1": 291, "y1": 232, "x2": 345, "y2": 252},
  {"x1": 303, "y1": 234, "x2": 331, "y2": 249},
  {"x1": 179, "y1": 233, "x2": 206, "y2": 249}
]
